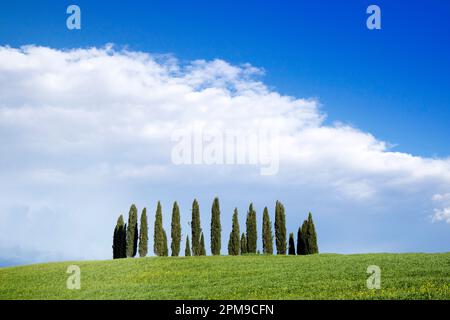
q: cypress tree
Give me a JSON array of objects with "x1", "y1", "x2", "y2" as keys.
[
  {"x1": 138, "y1": 208, "x2": 148, "y2": 257},
  {"x1": 227, "y1": 208, "x2": 240, "y2": 255},
  {"x1": 113, "y1": 215, "x2": 126, "y2": 259},
  {"x1": 113, "y1": 228, "x2": 118, "y2": 259},
  {"x1": 210, "y1": 197, "x2": 222, "y2": 256},
  {"x1": 191, "y1": 199, "x2": 202, "y2": 256},
  {"x1": 162, "y1": 229, "x2": 169, "y2": 256},
  {"x1": 154, "y1": 201, "x2": 164, "y2": 256},
  {"x1": 306, "y1": 212, "x2": 319, "y2": 254},
  {"x1": 185, "y1": 236, "x2": 191, "y2": 256},
  {"x1": 297, "y1": 226, "x2": 306, "y2": 255},
  {"x1": 126, "y1": 204, "x2": 138, "y2": 258},
  {"x1": 199, "y1": 232, "x2": 206, "y2": 256},
  {"x1": 288, "y1": 233, "x2": 296, "y2": 255},
  {"x1": 113, "y1": 219, "x2": 119, "y2": 259},
  {"x1": 171, "y1": 202, "x2": 181, "y2": 257},
  {"x1": 274, "y1": 201, "x2": 286, "y2": 255},
  {"x1": 240, "y1": 233, "x2": 247, "y2": 254},
  {"x1": 245, "y1": 203, "x2": 257, "y2": 254},
  {"x1": 262, "y1": 207, "x2": 273, "y2": 254},
  {"x1": 301, "y1": 220, "x2": 309, "y2": 254},
  {"x1": 121, "y1": 224, "x2": 127, "y2": 258},
  {"x1": 134, "y1": 224, "x2": 138, "y2": 256}
]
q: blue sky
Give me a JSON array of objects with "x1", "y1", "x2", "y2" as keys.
[
  {"x1": 2, "y1": 0, "x2": 450, "y2": 156},
  {"x1": 0, "y1": 1, "x2": 450, "y2": 266}
]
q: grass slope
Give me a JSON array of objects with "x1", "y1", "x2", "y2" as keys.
[{"x1": 1, "y1": 253, "x2": 449, "y2": 300}]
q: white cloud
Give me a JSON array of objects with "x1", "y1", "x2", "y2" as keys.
[
  {"x1": 432, "y1": 193, "x2": 450, "y2": 223},
  {"x1": 0, "y1": 45, "x2": 449, "y2": 263},
  {"x1": 432, "y1": 193, "x2": 450, "y2": 202},
  {"x1": 432, "y1": 208, "x2": 450, "y2": 224}
]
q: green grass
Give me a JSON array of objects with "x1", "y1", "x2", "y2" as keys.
[{"x1": 1, "y1": 253, "x2": 449, "y2": 300}]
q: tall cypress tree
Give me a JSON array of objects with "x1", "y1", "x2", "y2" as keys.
[
  {"x1": 245, "y1": 203, "x2": 257, "y2": 254},
  {"x1": 306, "y1": 212, "x2": 319, "y2": 254},
  {"x1": 138, "y1": 208, "x2": 148, "y2": 257},
  {"x1": 113, "y1": 215, "x2": 126, "y2": 259},
  {"x1": 228, "y1": 208, "x2": 240, "y2": 255},
  {"x1": 240, "y1": 233, "x2": 247, "y2": 254},
  {"x1": 171, "y1": 202, "x2": 181, "y2": 257},
  {"x1": 301, "y1": 220, "x2": 309, "y2": 254},
  {"x1": 185, "y1": 236, "x2": 191, "y2": 257},
  {"x1": 262, "y1": 207, "x2": 273, "y2": 254},
  {"x1": 288, "y1": 233, "x2": 296, "y2": 255},
  {"x1": 154, "y1": 201, "x2": 164, "y2": 256},
  {"x1": 113, "y1": 226, "x2": 118, "y2": 259},
  {"x1": 191, "y1": 199, "x2": 202, "y2": 256},
  {"x1": 199, "y1": 232, "x2": 206, "y2": 256},
  {"x1": 210, "y1": 197, "x2": 221, "y2": 256},
  {"x1": 162, "y1": 229, "x2": 169, "y2": 256},
  {"x1": 119, "y1": 223, "x2": 128, "y2": 258},
  {"x1": 126, "y1": 204, "x2": 138, "y2": 258},
  {"x1": 274, "y1": 201, "x2": 286, "y2": 255},
  {"x1": 296, "y1": 226, "x2": 305, "y2": 255}
]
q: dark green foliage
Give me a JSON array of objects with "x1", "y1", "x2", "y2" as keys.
[
  {"x1": 288, "y1": 233, "x2": 296, "y2": 255},
  {"x1": 228, "y1": 208, "x2": 240, "y2": 256},
  {"x1": 191, "y1": 199, "x2": 202, "y2": 256},
  {"x1": 245, "y1": 203, "x2": 257, "y2": 254},
  {"x1": 240, "y1": 233, "x2": 247, "y2": 254},
  {"x1": 113, "y1": 226, "x2": 118, "y2": 259},
  {"x1": 185, "y1": 236, "x2": 191, "y2": 257},
  {"x1": 297, "y1": 226, "x2": 306, "y2": 255},
  {"x1": 138, "y1": 208, "x2": 148, "y2": 257},
  {"x1": 210, "y1": 197, "x2": 222, "y2": 256},
  {"x1": 274, "y1": 201, "x2": 286, "y2": 255},
  {"x1": 199, "y1": 232, "x2": 206, "y2": 256},
  {"x1": 262, "y1": 207, "x2": 273, "y2": 254},
  {"x1": 305, "y1": 212, "x2": 319, "y2": 254},
  {"x1": 113, "y1": 215, "x2": 126, "y2": 259},
  {"x1": 122, "y1": 224, "x2": 127, "y2": 256},
  {"x1": 162, "y1": 229, "x2": 169, "y2": 256},
  {"x1": 301, "y1": 220, "x2": 308, "y2": 254},
  {"x1": 154, "y1": 201, "x2": 165, "y2": 256},
  {"x1": 113, "y1": 217, "x2": 120, "y2": 259},
  {"x1": 299, "y1": 213, "x2": 319, "y2": 255},
  {"x1": 126, "y1": 204, "x2": 138, "y2": 258},
  {"x1": 171, "y1": 202, "x2": 181, "y2": 257}
]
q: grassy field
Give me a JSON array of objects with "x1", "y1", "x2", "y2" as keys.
[{"x1": 0, "y1": 253, "x2": 449, "y2": 300}]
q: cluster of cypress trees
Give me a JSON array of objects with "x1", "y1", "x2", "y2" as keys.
[
  {"x1": 295, "y1": 213, "x2": 319, "y2": 255},
  {"x1": 226, "y1": 202, "x2": 318, "y2": 256},
  {"x1": 112, "y1": 198, "x2": 318, "y2": 259},
  {"x1": 113, "y1": 205, "x2": 147, "y2": 259}
]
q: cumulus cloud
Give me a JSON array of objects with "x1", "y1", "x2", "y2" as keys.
[{"x1": 0, "y1": 45, "x2": 449, "y2": 264}]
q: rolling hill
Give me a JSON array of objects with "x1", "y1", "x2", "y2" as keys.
[{"x1": 0, "y1": 253, "x2": 449, "y2": 299}]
